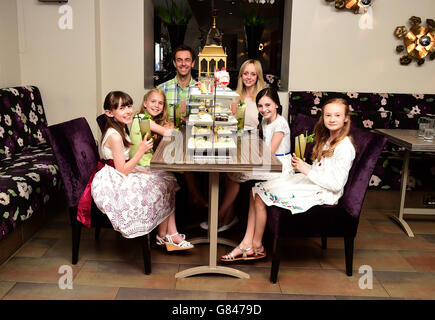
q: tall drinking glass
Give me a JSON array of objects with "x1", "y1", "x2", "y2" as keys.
[
  {"x1": 423, "y1": 118, "x2": 435, "y2": 141},
  {"x1": 236, "y1": 103, "x2": 247, "y2": 132},
  {"x1": 294, "y1": 134, "x2": 306, "y2": 159},
  {"x1": 418, "y1": 116, "x2": 430, "y2": 138},
  {"x1": 139, "y1": 118, "x2": 151, "y2": 140},
  {"x1": 174, "y1": 103, "x2": 181, "y2": 129}
]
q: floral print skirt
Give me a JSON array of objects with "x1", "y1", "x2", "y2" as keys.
[
  {"x1": 252, "y1": 173, "x2": 326, "y2": 214},
  {"x1": 91, "y1": 165, "x2": 178, "y2": 238}
]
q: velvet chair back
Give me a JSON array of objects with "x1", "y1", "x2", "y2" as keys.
[
  {"x1": 45, "y1": 117, "x2": 99, "y2": 208},
  {"x1": 266, "y1": 114, "x2": 387, "y2": 281}
]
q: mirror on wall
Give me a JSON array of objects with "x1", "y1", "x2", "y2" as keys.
[{"x1": 152, "y1": 0, "x2": 285, "y2": 89}]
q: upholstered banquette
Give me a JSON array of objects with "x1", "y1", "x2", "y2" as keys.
[
  {"x1": 288, "y1": 91, "x2": 435, "y2": 191},
  {"x1": 0, "y1": 86, "x2": 60, "y2": 264}
]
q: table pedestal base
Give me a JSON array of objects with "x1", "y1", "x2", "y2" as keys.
[
  {"x1": 175, "y1": 172, "x2": 249, "y2": 279},
  {"x1": 390, "y1": 215, "x2": 415, "y2": 237},
  {"x1": 175, "y1": 266, "x2": 249, "y2": 279}
]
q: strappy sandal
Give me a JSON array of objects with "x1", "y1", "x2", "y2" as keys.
[
  {"x1": 164, "y1": 232, "x2": 194, "y2": 251},
  {"x1": 156, "y1": 233, "x2": 185, "y2": 246},
  {"x1": 221, "y1": 246, "x2": 253, "y2": 262},
  {"x1": 252, "y1": 247, "x2": 267, "y2": 260}
]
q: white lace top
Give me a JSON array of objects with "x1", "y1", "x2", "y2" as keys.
[{"x1": 101, "y1": 128, "x2": 130, "y2": 160}]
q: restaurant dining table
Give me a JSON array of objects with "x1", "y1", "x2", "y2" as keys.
[
  {"x1": 150, "y1": 126, "x2": 282, "y2": 279},
  {"x1": 373, "y1": 129, "x2": 435, "y2": 237}
]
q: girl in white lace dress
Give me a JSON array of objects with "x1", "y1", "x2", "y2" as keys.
[
  {"x1": 222, "y1": 98, "x2": 356, "y2": 261},
  {"x1": 91, "y1": 91, "x2": 193, "y2": 251},
  {"x1": 201, "y1": 88, "x2": 291, "y2": 232}
]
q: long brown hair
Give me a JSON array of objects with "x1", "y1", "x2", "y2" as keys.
[
  {"x1": 311, "y1": 98, "x2": 355, "y2": 162},
  {"x1": 135, "y1": 88, "x2": 169, "y2": 127},
  {"x1": 236, "y1": 59, "x2": 266, "y2": 102},
  {"x1": 101, "y1": 91, "x2": 133, "y2": 148}
]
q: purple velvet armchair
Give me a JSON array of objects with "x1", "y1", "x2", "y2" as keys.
[
  {"x1": 45, "y1": 117, "x2": 151, "y2": 274},
  {"x1": 266, "y1": 114, "x2": 387, "y2": 283}
]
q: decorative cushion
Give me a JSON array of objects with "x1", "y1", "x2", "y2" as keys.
[
  {"x1": 0, "y1": 144, "x2": 61, "y2": 240},
  {"x1": 0, "y1": 86, "x2": 48, "y2": 161}
]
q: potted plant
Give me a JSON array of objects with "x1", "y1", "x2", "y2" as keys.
[
  {"x1": 155, "y1": 0, "x2": 192, "y2": 53},
  {"x1": 241, "y1": 6, "x2": 269, "y2": 59}
]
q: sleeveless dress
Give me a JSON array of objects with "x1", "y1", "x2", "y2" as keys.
[
  {"x1": 252, "y1": 136, "x2": 356, "y2": 214},
  {"x1": 91, "y1": 128, "x2": 179, "y2": 238},
  {"x1": 228, "y1": 115, "x2": 292, "y2": 183}
]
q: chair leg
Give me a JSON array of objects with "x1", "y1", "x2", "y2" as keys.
[
  {"x1": 321, "y1": 236, "x2": 327, "y2": 250},
  {"x1": 142, "y1": 234, "x2": 152, "y2": 275},
  {"x1": 95, "y1": 226, "x2": 101, "y2": 240},
  {"x1": 270, "y1": 237, "x2": 281, "y2": 284},
  {"x1": 69, "y1": 208, "x2": 81, "y2": 265},
  {"x1": 344, "y1": 237, "x2": 354, "y2": 276}
]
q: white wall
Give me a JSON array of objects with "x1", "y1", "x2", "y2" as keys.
[
  {"x1": 288, "y1": 0, "x2": 435, "y2": 94},
  {"x1": 13, "y1": 0, "x2": 154, "y2": 138},
  {"x1": 0, "y1": 0, "x2": 21, "y2": 87},
  {"x1": 98, "y1": 0, "x2": 149, "y2": 115},
  {"x1": 17, "y1": 0, "x2": 99, "y2": 135}
]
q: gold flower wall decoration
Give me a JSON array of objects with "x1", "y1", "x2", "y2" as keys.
[
  {"x1": 325, "y1": 0, "x2": 373, "y2": 14},
  {"x1": 394, "y1": 16, "x2": 435, "y2": 66}
]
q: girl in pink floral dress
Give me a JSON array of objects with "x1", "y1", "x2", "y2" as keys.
[{"x1": 91, "y1": 91, "x2": 193, "y2": 251}]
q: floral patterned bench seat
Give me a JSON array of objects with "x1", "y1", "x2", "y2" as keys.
[
  {"x1": 0, "y1": 86, "x2": 60, "y2": 241},
  {"x1": 288, "y1": 91, "x2": 435, "y2": 191}
]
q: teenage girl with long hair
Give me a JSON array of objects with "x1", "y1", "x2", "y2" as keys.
[
  {"x1": 91, "y1": 91, "x2": 193, "y2": 251},
  {"x1": 222, "y1": 98, "x2": 356, "y2": 261}
]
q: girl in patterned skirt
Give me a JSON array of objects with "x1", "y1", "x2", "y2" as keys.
[
  {"x1": 91, "y1": 91, "x2": 193, "y2": 251},
  {"x1": 221, "y1": 98, "x2": 356, "y2": 261}
]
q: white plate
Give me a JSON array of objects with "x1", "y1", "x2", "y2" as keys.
[
  {"x1": 244, "y1": 125, "x2": 256, "y2": 131},
  {"x1": 188, "y1": 114, "x2": 238, "y2": 126},
  {"x1": 188, "y1": 137, "x2": 237, "y2": 150}
]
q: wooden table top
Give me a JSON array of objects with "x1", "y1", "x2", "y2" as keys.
[
  {"x1": 373, "y1": 129, "x2": 435, "y2": 152},
  {"x1": 150, "y1": 127, "x2": 283, "y2": 173}
]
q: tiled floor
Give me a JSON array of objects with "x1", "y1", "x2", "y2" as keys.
[{"x1": 0, "y1": 192, "x2": 434, "y2": 300}]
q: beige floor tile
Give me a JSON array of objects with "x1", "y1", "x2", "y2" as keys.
[
  {"x1": 175, "y1": 264, "x2": 280, "y2": 294},
  {"x1": 14, "y1": 238, "x2": 58, "y2": 258},
  {"x1": 2, "y1": 282, "x2": 118, "y2": 300},
  {"x1": 44, "y1": 238, "x2": 138, "y2": 262},
  {"x1": 74, "y1": 260, "x2": 177, "y2": 289},
  {"x1": 0, "y1": 256, "x2": 84, "y2": 284},
  {"x1": 116, "y1": 287, "x2": 228, "y2": 300},
  {"x1": 320, "y1": 248, "x2": 416, "y2": 272},
  {"x1": 278, "y1": 268, "x2": 389, "y2": 297},
  {"x1": 327, "y1": 232, "x2": 435, "y2": 251},
  {"x1": 0, "y1": 281, "x2": 15, "y2": 299},
  {"x1": 375, "y1": 271, "x2": 435, "y2": 299},
  {"x1": 399, "y1": 250, "x2": 435, "y2": 272}
]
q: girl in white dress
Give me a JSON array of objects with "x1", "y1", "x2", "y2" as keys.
[
  {"x1": 222, "y1": 98, "x2": 356, "y2": 261},
  {"x1": 91, "y1": 91, "x2": 193, "y2": 251},
  {"x1": 200, "y1": 88, "x2": 291, "y2": 232}
]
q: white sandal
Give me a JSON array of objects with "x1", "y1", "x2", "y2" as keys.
[
  {"x1": 164, "y1": 232, "x2": 194, "y2": 251},
  {"x1": 156, "y1": 233, "x2": 186, "y2": 246}
]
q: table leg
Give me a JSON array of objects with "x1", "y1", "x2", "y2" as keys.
[
  {"x1": 390, "y1": 150, "x2": 415, "y2": 237},
  {"x1": 175, "y1": 172, "x2": 250, "y2": 279}
]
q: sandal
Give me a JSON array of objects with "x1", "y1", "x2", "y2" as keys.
[
  {"x1": 164, "y1": 232, "x2": 194, "y2": 251},
  {"x1": 253, "y1": 246, "x2": 267, "y2": 260},
  {"x1": 156, "y1": 233, "x2": 185, "y2": 246},
  {"x1": 221, "y1": 246, "x2": 253, "y2": 262}
]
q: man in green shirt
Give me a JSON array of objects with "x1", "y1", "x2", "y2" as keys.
[{"x1": 158, "y1": 44, "x2": 197, "y2": 119}]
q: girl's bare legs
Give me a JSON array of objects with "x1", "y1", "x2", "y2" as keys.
[
  {"x1": 252, "y1": 194, "x2": 267, "y2": 252},
  {"x1": 221, "y1": 193, "x2": 257, "y2": 258},
  {"x1": 218, "y1": 177, "x2": 240, "y2": 225},
  {"x1": 185, "y1": 172, "x2": 208, "y2": 207},
  {"x1": 158, "y1": 212, "x2": 184, "y2": 243}
]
